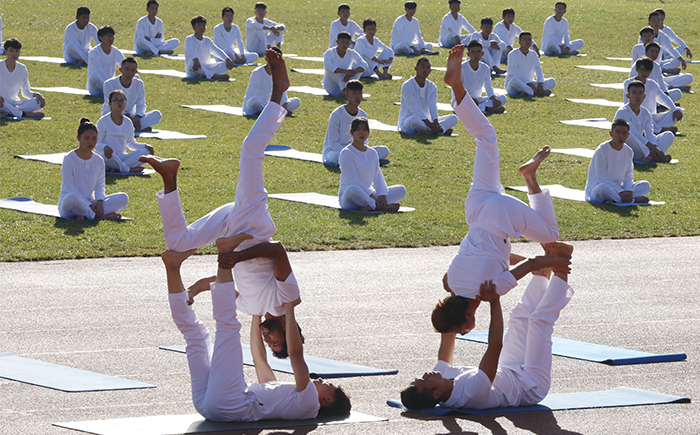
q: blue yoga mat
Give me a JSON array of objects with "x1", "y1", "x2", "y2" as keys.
[
  {"x1": 458, "y1": 331, "x2": 686, "y2": 365},
  {"x1": 0, "y1": 353, "x2": 155, "y2": 392},
  {"x1": 387, "y1": 387, "x2": 690, "y2": 416},
  {"x1": 161, "y1": 344, "x2": 398, "y2": 378}
]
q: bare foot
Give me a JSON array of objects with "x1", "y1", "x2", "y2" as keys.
[
  {"x1": 660, "y1": 126, "x2": 678, "y2": 135},
  {"x1": 75, "y1": 215, "x2": 86, "y2": 221},
  {"x1": 542, "y1": 90, "x2": 552, "y2": 96},
  {"x1": 518, "y1": 146, "x2": 551, "y2": 178},
  {"x1": 144, "y1": 50, "x2": 154, "y2": 56},
  {"x1": 569, "y1": 50, "x2": 579, "y2": 56},
  {"x1": 492, "y1": 66, "x2": 506, "y2": 75},
  {"x1": 443, "y1": 45, "x2": 465, "y2": 91},
  {"x1": 211, "y1": 73, "x2": 230, "y2": 81},
  {"x1": 382, "y1": 203, "x2": 401, "y2": 212},
  {"x1": 138, "y1": 155, "x2": 180, "y2": 193},
  {"x1": 101, "y1": 212, "x2": 122, "y2": 220},
  {"x1": 603, "y1": 199, "x2": 615, "y2": 204},
  {"x1": 379, "y1": 71, "x2": 393, "y2": 80},
  {"x1": 663, "y1": 68, "x2": 680, "y2": 74},
  {"x1": 416, "y1": 128, "x2": 432, "y2": 135},
  {"x1": 161, "y1": 248, "x2": 197, "y2": 269},
  {"x1": 541, "y1": 241, "x2": 573, "y2": 258},
  {"x1": 678, "y1": 86, "x2": 691, "y2": 92},
  {"x1": 160, "y1": 50, "x2": 174, "y2": 55},
  {"x1": 443, "y1": 128, "x2": 454, "y2": 136},
  {"x1": 23, "y1": 111, "x2": 45, "y2": 118},
  {"x1": 634, "y1": 196, "x2": 650, "y2": 203},
  {"x1": 267, "y1": 48, "x2": 290, "y2": 100},
  {"x1": 138, "y1": 126, "x2": 153, "y2": 132},
  {"x1": 187, "y1": 275, "x2": 215, "y2": 305},
  {"x1": 359, "y1": 205, "x2": 372, "y2": 212},
  {"x1": 130, "y1": 166, "x2": 145, "y2": 173},
  {"x1": 486, "y1": 106, "x2": 506, "y2": 114},
  {"x1": 216, "y1": 233, "x2": 254, "y2": 253}
]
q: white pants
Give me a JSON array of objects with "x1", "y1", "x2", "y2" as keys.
[
  {"x1": 587, "y1": 180, "x2": 650, "y2": 203},
  {"x1": 169, "y1": 283, "x2": 256, "y2": 421},
  {"x1": 399, "y1": 114, "x2": 459, "y2": 135},
  {"x1": 499, "y1": 275, "x2": 574, "y2": 404},
  {"x1": 323, "y1": 145, "x2": 390, "y2": 166},
  {"x1": 505, "y1": 78, "x2": 556, "y2": 97},
  {"x1": 543, "y1": 39, "x2": 583, "y2": 56},
  {"x1": 323, "y1": 70, "x2": 363, "y2": 97},
  {"x1": 340, "y1": 184, "x2": 406, "y2": 210},
  {"x1": 651, "y1": 109, "x2": 683, "y2": 134},
  {"x1": 660, "y1": 55, "x2": 680, "y2": 70},
  {"x1": 58, "y1": 192, "x2": 128, "y2": 220},
  {"x1": 361, "y1": 48, "x2": 394, "y2": 77},
  {"x1": 475, "y1": 95, "x2": 507, "y2": 112},
  {"x1": 393, "y1": 41, "x2": 433, "y2": 55},
  {"x1": 625, "y1": 131, "x2": 675, "y2": 161},
  {"x1": 135, "y1": 38, "x2": 180, "y2": 55},
  {"x1": 87, "y1": 71, "x2": 111, "y2": 96},
  {"x1": 219, "y1": 49, "x2": 259, "y2": 65},
  {"x1": 64, "y1": 43, "x2": 90, "y2": 64},
  {"x1": 98, "y1": 148, "x2": 150, "y2": 173},
  {"x1": 187, "y1": 59, "x2": 230, "y2": 79},
  {"x1": 248, "y1": 30, "x2": 284, "y2": 56},
  {"x1": 0, "y1": 98, "x2": 42, "y2": 118},
  {"x1": 665, "y1": 73, "x2": 693, "y2": 89},
  {"x1": 126, "y1": 110, "x2": 162, "y2": 130},
  {"x1": 243, "y1": 97, "x2": 300, "y2": 117},
  {"x1": 481, "y1": 46, "x2": 504, "y2": 70}
]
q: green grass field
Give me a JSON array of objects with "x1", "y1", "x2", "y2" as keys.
[{"x1": 1, "y1": 0, "x2": 698, "y2": 261}]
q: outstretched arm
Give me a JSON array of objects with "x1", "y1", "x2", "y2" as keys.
[
  {"x1": 218, "y1": 241, "x2": 292, "y2": 282},
  {"x1": 477, "y1": 280, "x2": 502, "y2": 382},
  {"x1": 284, "y1": 299, "x2": 310, "y2": 392},
  {"x1": 437, "y1": 332, "x2": 456, "y2": 365},
  {"x1": 251, "y1": 315, "x2": 276, "y2": 383},
  {"x1": 510, "y1": 256, "x2": 570, "y2": 281}
]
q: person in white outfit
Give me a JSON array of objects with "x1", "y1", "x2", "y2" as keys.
[
  {"x1": 432, "y1": 46, "x2": 566, "y2": 334},
  {"x1": 398, "y1": 57, "x2": 458, "y2": 135},
  {"x1": 647, "y1": 12, "x2": 685, "y2": 73},
  {"x1": 401, "y1": 242, "x2": 573, "y2": 411},
  {"x1": 101, "y1": 57, "x2": 161, "y2": 131},
  {"x1": 87, "y1": 26, "x2": 124, "y2": 96},
  {"x1": 338, "y1": 117, "x2": 405, "y2": 211},
  {"x1": 322, "y1": 32, "x2": 367, "y2": 97},
  {"x1": 467, "y1": 18, "x2": 507, "y2": 75},
  {"x1": 541, "y1": 2, "x2": 583, "y2": 56},
  {"x1": 185, "y1": 15, "x2": 234, "y2": 80},
  {"x1": 390, "y1": 2, "x2": 434, "y2": 55},
  {"x1": 616, "y1": 80, "x2": 674, "y2": 163},
  {"x1": 323, "y1": 80, "x2": 390, "y2": 166},
  {"x1": 63, "y1": 7, "x2": 99, "y2": 65},
  {"x1": 0, "y1": 38, "x2": 45, "y2": 118},
  {"x1": 97, "y1": 90, "x2": 154, "y2": 173},
  {"x1": 243, "y1": 47, "x2": 300, "y2": 116},
  {"x1": 655, "y1": 9, "x2": 692, "y2": 59},
  {"x1": 59, "y1": 118, "x2": 129, "y2": 220},
  {"x1": 329, "y1": 4, "x2": 363, "y2": 49},
  {"x1": 584, "y1": 119, "x2": 650, "y2": 205},
  {"x1": 246, "y1": 2, "x2": 285, "y2": 56},
  {"x1": 623, "y1": 58, "x2": 683, "y2": 135},
  {"x1": 355, "y1": 18, "x2": 394, "y2": 79},
  {"x1": 439, "y1": 0, "x2": 475, "y2": 48},
  {"x1": 0, "y1": 16, "x2": 5, "y2": 55},
  {"x1": 494, "y1": 8, "x2": 539, "y2": 63},
  {"x1": 461, "y1": 40, "x2": 506, "y2": 113},
  {"x1": 505, "y1": 32, "x2": 556, "y2": 97},
  {"x1": 133, "y1": 0, "x2": 179, "y2": 56},
  {"x1": 214, "y1": 7, "x2": 259, "y2": 65},
  {"x1": 636, "y1": 41, "x2": 693, "y2": 96}
]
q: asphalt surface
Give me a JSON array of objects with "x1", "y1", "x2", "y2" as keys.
[{"x1": 1, "y1": 237, "x2": 698, "y2": 434}]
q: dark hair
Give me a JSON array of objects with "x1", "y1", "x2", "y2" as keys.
[
  {"x1": 108, "y1": 89, "x2": 126, "y2": 103},
  {"x1": 260, "y1": 318, "x2": 305, "y2": 359},
  {"x1": 401, "y1": 385, "x2": 439, "y2": 410},
  {"x1": 449, "y1": 0, "x2": 461, "y2": 4},
  {"x1": 555, "y1": 1, "x2": 567, "y2": 8},
  {"x1": 648, "y1": 12, "x2": 661, "y2": 21},
  {"x1": 405, "y1": 1, "x2": 417, "y2": 10},
  {"x1": 146, "y1": 0, "x2": 159, "y2": 9},
  {"x1": 191, "y1": 15, "x2": 207, "y2": 27},
  {"x1": 431, "y1": 295, "x2": 471, "y2": 333},
  {"x1": 639, "y1": 26, "x2": 654, "y2": 37},
  {"x1": 415, "y1": 56, "x2": 430, "y2": 67},
  {"x1": 97, "y1": 26, "x2": 115, "y2": 39},
  {"x1": 502, "y1": 8, "x2": 515, "y2": 17},
  {"x1": 318, "y1": 386, "x2": 351, "y2": 417},
  {"x1": 350, "y1": 116, "x2": 369, "y2": 132},
  {"x1": 481, "y1": 17, "x2": 493, "y2": 26},
  {"x1": 635, "y1": 57, "x2": 654, "y2": 72},
  {"x1": 338, "y1": 3, "x2": 350, "y2": 12},
  {"x1": 337, "y1": 31, "x2": 352, "y2": 41},
  {"x1": 363, "y1": 18, "x2": 376, "y2": 30},
  {"x1": 644, "y1": 41, "x2": 660, "y2": 53},
  {"x1": 611, "y1": 118, "x2": 630, "y2": 132},
  {"x1": 346, "y1": 79, "x2": 363, "y2": 92},
  {"x1": 4, "y1": 38, "x2": 21, "y2": 51},
  {"x1": 467, "y1": 39, "x2": 483, "y2": 51},
  {"x1": 255, "y1": 2, "x2": 267, "y2": 10},
  {"x1": 78, "y1": 117, "x2": 98, "y2": 136},
  {"x1": 519, "y1": 31, "x2": 532, "y2": 41},
  {"x1": 653, "y1": 8, "x2": 665, "y2": 17},
  {"x1": 627, "y1": 80, "x2": 645, "y2": 92},
  {"x1": 270, "y1": 46, "x2": 282, "y2": 55},
  {"x1": 76, "y1": 6, "x2": 91, "y2": 17},
  {"x1": 222, "y1": 6, "x2": 234, "y2": 17},
  {"x1": 122, "y1": 57, "x2": 138, "y2": 67}
]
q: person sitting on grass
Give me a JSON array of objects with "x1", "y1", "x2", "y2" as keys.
[
  {"x1": 87, "y1": 26, "x2": 124, "y2": 97},
  {"x1": 185, "y1": 15, "x2": 234, "y2": 81},
  {"x1": 467, "y1": 17, "x2": 507, "y2": 75},
  {"x1": 338, "y1": 117, "x2": 405, "y2": 212},
  {"x1": 505, "y1": 32, "x2": 556, "y2": 97},
  {"x1": 494, "y1": 8, "x2": 539, "y2": 63},
  {"x1": 355, "y1": 18, "x2": 394, "y2": 80},
  {"x1": 96, "y1": 89, "x2": 154, "y2": 173},
  {"x1": 461, "y1": 40, "x2": 506, "y2": 114},
  {"x1": 243, "y1": 47, "x2": 300, "y2": 117},
  {"x1": 438, "y1": 0, "x2": 475, "y2": 49},
  {"x1": 390, "y1": 1, "x2": 433, "y2": 55},
  {"x1": 133, "y1": 0, "x2": 180, "y2": 56},
  {"x1": 0, "y1": 38, "x2": 45, "y2": 119},
  {"x1": 322, "y1": 31, "x2": 367, "y2": 97},
  {"x1": 245, "y1": 2, "x2": 285, "y2": 56},
  {"x1": 63, "y1": 6, "x2": 99, "y2": 65},
  {"x1": 541, "y1": 1, "x2": 583, "y2": 56},
  {"x1": 214, "y1": 6, "x2": 259, "y2": 65},
  {"x1": 329, "y1": 3, "x2": 363, "y2": 49}
]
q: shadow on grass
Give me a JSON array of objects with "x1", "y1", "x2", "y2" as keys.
[
  {"x1": 399, "y1": 132, "x2": 438, "y2": 145},
  {"x1": 589, "y1": 202, "x2": 645, "y2": 216},
  {"x1": 82, "y1": 94, "x2": 106, "y2": 104},
  {"x1": 324, "y1": 164, "x2": 340, "y2": 174},
  {"x1": 338, "y1": 208, "x2": 386, "y2": 225},
  {"x1": 634, "y1": 162, "x2": 667, "y2": 173},
  {"x1": 60, "y1": 62, "x2": 86, "y2": 69},
  {"x1": 323, "y1": 95, "x2": 346, "y2": 103},
  {"x1": 105, "y1": 172, "x2": 153, "y2": 185},
  {"x1": 54, "y1": 217, "x2": 99, "y2": 235}
]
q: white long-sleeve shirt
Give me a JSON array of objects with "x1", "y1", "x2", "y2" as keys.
[
  {"x1": 584, "y1": 142, "x2": 635, "y2": 201},
  {"x1": 390, "y1": 15, "x2": 427, "y2": 49},
  {"x1": 614, "y1": 103, "x2": 658, "y2": 152},
  {"x1": 354, "y1": 35, "x2": 391, "y2": 64},
  {"x1": 322, "y1": 46, "x2": 368, "y2": 89},
  {"x1": 468, "y1": 31, "x2": 506, "y2": 51},
  {"x1": 243, "y1": 65, "x2": 290, "y2": 108},
  {"x1": 629, "y1": 59, "x2": 670, "y2": 93},
  {"x1": 63, "y1": 21, "x2": 99, "y2": 59},
  {"x1": 213, "y1": 23, "x2": 245, "y2": 57},
  {"x1": 623, "y1": 77, "x2": 674, "y2": 115},
  {"x1": 101, "y1": 76, "x2": 148, "y2": 117},
  {"x1": 184, "y1": 34, "x2": 228, "y2": 70},
  {"x1": 440, "y1": 13, "x2": 475, "y2": 44},
  {"x1": 133, "y1": 15, "x2": 166, "y2": 51},
  {"x1": 0, "y1": 16, "x2": 3, "y2": 54},
  {"x1": 324, "y1": 105, "x2": 369, "y2": 155},
  {"x1": 541, "y1": 15, "x2": 571, "y2": 48},
  {"x1": 59, "y1": 150, "x2": 106, "y2": 205},
  {"x1": 505, "y1": 48, "x2": 544, "y2": 86},
  {"x1": 245, "y1": 17, "x2": 285, "y2": 54},
  {"x1": 630, "y1": 43, "x2": 666, "y2": 65},
  {"x1": 461, "y1": 61, "x2": 495, "y2": 98},
  {"x1": 338, "y1": 144, "x2": 388, "y2": 198},
  {"x1": 494, "y1": 21, "x2": 522, "y2": 48},
  {"x1": 660, "y1": 25, "x2": 688, "y2": 52},
  {"x1": 96, "y1": 113, "x2": 147, "y2": 156},
  {"x1": 87, "y1": 45, "x2": 124, "y2": 82},
  {"x1": 649, "y1": 29, "x2": 682, "y2": 59},
  {"x1": 398, "y1": 77, "x2": 439, "y2": 127},
  {"x1": 329, "y1": 18, "x2": 363, "y2": 48},
  {"x1": 0, "y1": 60, "x2": 33, "y2": 102}
]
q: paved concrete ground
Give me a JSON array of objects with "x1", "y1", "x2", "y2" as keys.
[{"x1": 1, "y1": 237, "x2": 698, "y2": 434}]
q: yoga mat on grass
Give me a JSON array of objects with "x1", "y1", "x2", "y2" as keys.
[
  {"x1": 590, "y1": 83, "x2": 625, "y2": 90},
  {"x1": 32, "y1": 86, "x2": 91, "y2": 95},
  {"x1": 368, "y1": 118, "x2": 398, "y2": 131},
  {"x1": 138, "y1": 69, "x2": 188, "y2": 78},
  {"x1": 134, "y1": 129, "x2": 207, "y2": 140},
  {"x1": 0, "y1": 353, "x2": 153, "y2": 392},
  {"x1": 268, "y1": 192, "x2": 415, "y2": 212},
  {"x1": 387, "y1": 387, "x2": 689, "y2": 416},
  {"x1": 264, "y1": 145, "x2": 323, "y2": 163},
  {"x1": 291, "y1": 68, "x2": 325, "y2": 75},
  {"x1": 15, "y1": 152, "x2": 69, "y2": 164},
  {"x1": 575, "y1": 65, "x2": 632, "y2": 73},
  {"x1": 21, "y1": 56, "x2": 68, "y2": 64},
  {"x1": 560, "y1": 118, "x2": 612, "y2": 130},
  {"x1": 0, "y1": 197, "x2": 134, "y2": 220},
  {"x1": 605, "y1": 57, "x2": 633, "y2": 62},
  {"x1": 288, "y1": 85, "x2": 332, "y2": 96},
  {"x1": 459, "y1": 331, "x2": 686, "y2": 365},
  {"x1": 180, "y1": 104, "x2": 244, "y2": 116},
  {"x1": 161, "y1": 343, "x2": 398, "y2": 378},
  {"x1": 550, "y1": 148, "x2": 679, "y2": 164},
  {"x1": 2, "y1": 115, "x2": 51, "y2": 121},
  {"x1": 566, "y1": 98, "x2": 623, "y2": 108},
  {"x1": 506, "y1": 185, "x2": 664, "y2": 205},
  {"x1": 289, "y1": 55, "x2": 324, "y2": 62},
  {"x1": 54, "y1": 411, "x2": 387, "y2": 435},
  {"x1": 394, "y1": 101, "x2": 454, "y2": 112}
]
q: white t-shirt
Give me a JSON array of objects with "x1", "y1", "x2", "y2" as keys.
[
  {"x1": 59, "y1": 150, "x2": 106, "y2": 207},
  {"x1": 184, "y1": 34, "x2": 228, "y2": 71},
  {"x1": 247, "y1": 380, "x2": 319, "y2": 421},
  {"x1": 242, "y1": 66, "x2": 290, "y2": 114},
  {"x1": 354, "y1": 35, "x2": 391, "y2": 64},
  {"x1": 623, "y1": 77, "x2": 674, "y2": 115},
  {"x1": 235, "y1": 265, "x2": 300, "y2": 317}
]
